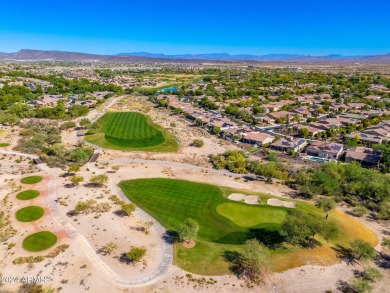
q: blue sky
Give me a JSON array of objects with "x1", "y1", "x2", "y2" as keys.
[{"x1": 1, "y1": 0, "x2": 389, "y2": 55}]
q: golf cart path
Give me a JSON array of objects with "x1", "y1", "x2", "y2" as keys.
[
  {"x1": 47, "y1": 175, "x2": 173, "y2": 288},
  {"x1": 0, "y1": 148, "x2": 173, "y2": 287}
]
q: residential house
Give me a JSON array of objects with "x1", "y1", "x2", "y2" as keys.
[
  {"x1": 305, "y1": 141, "x2": 344, "y2": 160},
  {"x1": 291, "y1": 106, "x2": 312, "y2": 118},
  {"x1": 270, "y1": 137, "x2": 308, "y2": 153},
  {"x1": 297, "y1": 124, "x2": 326, "y2": 136},
  {"x1": 241, "y1": 132, "x2": 275, "y2": 146},
  {"x1": 345, "y1": 147, "x2": 381, "y2": 168},
  {"x1": 345, "y1": 132, "x2": 383, "y2": 145},
  {"x1": 267, "y1": 111, "x2": 291, "y2": 122}
]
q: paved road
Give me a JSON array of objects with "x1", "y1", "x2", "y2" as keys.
[{"x1": 47, "y1": 174, "x2": 173, "y2": 287}]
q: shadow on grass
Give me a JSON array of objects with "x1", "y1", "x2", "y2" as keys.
[
  {"x1": 332, "y1": 245, "x2": 356, "y2": 265},
  {"x1": 223, "y1": 250, "x2": 244, "y2": 278},
  {"x1": 213, "y1": 231, "x2": 249, "y2": 245},
  {"x1": 247, "y1": 228, "x2": 285, "y2": 249}
]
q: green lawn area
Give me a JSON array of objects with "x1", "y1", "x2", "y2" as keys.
[
  {"x1": 119, "y1": 178, "x2": 378, "y2": 275},
  {"x1": 85, "y1": 111, "x2": 178, "y2": 152},
  {"x1": 20, "y1": 176, "x2": 43, "y2": 184},
  {"x1": 15, "y1": 206, "x2": 45, "y2": 222},
  {"x1": 16, "y1": 190, "x2": 40, "y2": 200},
  {"x1": 22, "y1": 231, "x2": 57, "y2": 252},
  {"x1": 0, "y1": 142, "x2": 10, "y2": 147}
]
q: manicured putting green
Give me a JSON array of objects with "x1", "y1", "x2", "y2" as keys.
[
  {"x1": 22, "y1": 231, "x2": 57, "y2": 252},
  {"x1": 15, "y1": 206, "x2": 44, "y2": 222},
  {"x1": 16, "y1": 190, "x2": 40, "y2": 200},
  {"x1": 85, "y1": 112, "x2": 178, "y2": 152},
  {"x1": 20, "y1": 176, "x2": 43, "y2": 184},
  {"x1": 216, "y1": 203, "x2": 287, "y2": 228}
]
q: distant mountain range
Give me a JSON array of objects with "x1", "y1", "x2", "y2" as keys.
[
  {"x1": 117, "y1": 52, "x2": 363, "y2": 61},
  {"x1": 1, "y1": 49, "x2": 390, "y2": 64}
]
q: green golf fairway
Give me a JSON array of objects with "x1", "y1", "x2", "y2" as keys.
[
  {"x1": 20, "y1": 176, "x2": 43, "y2": 184},
  {"x1": 85, "y1": 111, "x2": 178, "y2": 152},
  {"x1": 15, "y1": 206, "x2": 45, "y2": 222},
  {"x1": 119, "y1": 178, "x2": 289, "y2": 244},
  {"x1": 16, "y1": 190, "x2": 40, "y2": 200},
  {"x1": 22, "y1": 231, "x2": 57, "y2": 252},
  {"x1": 119, "y1": 178, "x2": 378, "y2": 275}
]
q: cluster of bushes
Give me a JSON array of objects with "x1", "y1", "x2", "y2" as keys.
[
  {"x1": 13, "y1": 244, "x2": 70, "y2": 264},
  {"x1": 74, "y1": 199, "x2": 112, "y2": 214},
  {"x1": 209, "y1": 150, "x2": 289, "y2": 180},
  {"x1": 46, "y1": 244, "x2": 70, "y2": 258},
  {"x1": 13, "y1": 256, "x2": 46, "y2": 265},
  {"x1": 0, "y1": 197, "x2": 17, "y2": 239},
  {"x1": 210, "y1": 151, "x2": 248, "y2": 174},
  {"x1": 15, "y1": 121, "x2": 93, "y2": 167},
  {"x1": 292, "y1": 162, "x2": 390, "y2": 219}
]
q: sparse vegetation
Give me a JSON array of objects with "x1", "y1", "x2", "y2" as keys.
[{"x1": 126, "y1": 247, "x2": 147, "y2": 264}]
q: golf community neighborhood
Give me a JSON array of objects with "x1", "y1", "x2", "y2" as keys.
[{"x1": 1, "y1": 2, "x2": 390, "y2": 291}]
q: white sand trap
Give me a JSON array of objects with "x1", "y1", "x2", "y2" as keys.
[
  {"x1": 267, "y1": 198, "x2": 295, "y2": 208},
  {"x1": 228, "y1": 193, "x2": 260, "y2": 205}
]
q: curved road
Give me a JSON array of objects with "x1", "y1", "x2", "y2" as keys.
[{"x1": 0, "y1": 147, "x2": 173, "y2": 288}]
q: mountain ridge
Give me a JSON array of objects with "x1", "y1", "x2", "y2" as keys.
[{"x1": 1, "y1": 49, "x2": 390, "y2": 63}]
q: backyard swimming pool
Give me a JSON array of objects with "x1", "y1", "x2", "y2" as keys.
[{"x1": 309, "y1": 157, "x2": 328, "y2": 162}]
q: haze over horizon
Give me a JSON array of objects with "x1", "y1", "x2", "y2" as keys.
[{"x1": 1, "y1": 0, "x2": 390, "y2": 56}]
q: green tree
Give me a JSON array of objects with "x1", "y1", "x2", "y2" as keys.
[
  {"x1": 298, "y1": 128, "x2": 310, "y2": 138},
  {"x1": 240, "y1": 239, "x2": 269, "y2": 283},
  {"x1": 363, "y1": 267, "x2": 383, "y2": 282},
  {"x1": 350, "y1": 239, "x2": 376, "y2": 261},
  {"x1": 315, "y1": 198, "x2": 336, "y2": 219},
  {"x1": 353, "y1": 206, "x2": 369, "y2": 217},
  {"x1": 178, "y1": 218, "x2": 199, "y2": 244},
  {"x1": 101, "y1": 242, "x2": 118, "y2": 255},
  {"x1": 191, "y1": 139, "x2": 204, "y2": 148},
  {"x1": 211, "y1": 126, "x2": 222, "y2": 134},
  {"x1": 79, "y1": 118, "x2": 91, "y2": 129},
  {"x1": 70, "y1": 175, "x2": 84, "y2": 186},
  {"x1": 382, "y1": 237, "x2": 390, "y2": 249},
  {"x1": 68, "y1": 165, "x2": 80, "y2": 174},
  {"x1": 126, "y1": 247, "x2": 147, "y2": 264},
  {"x1": 89, "y1": 174, "x2": 109, "y2": 187},
  {"x1": 121, "y1": 203, "x2": 136, "y2": 216},
  {"x1": 69, "y1": 148, "x2": 89, "y2": 163},
  {"x1": 349, "y1": 277, "x2": 374, "y2": 293}
]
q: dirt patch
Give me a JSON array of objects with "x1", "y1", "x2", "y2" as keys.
[
  {"x1": 228, "y1": 193, "x2": 260, "y2": 205},
  {"x1": 267, "y1": 198, "x2": 295, "y2": 208},
  {"x1": 182, "y1": 240, "x2": 196, "y2": 249}
]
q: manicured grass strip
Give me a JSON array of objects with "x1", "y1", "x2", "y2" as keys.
[
  {"x1": 16, "y1": 190, "x2": 40, "y2": 200},
  {"x1": 22, "y1": 231, "x2": 57, "y2": 252},
  {"x1": 21, "y1": 176, "x2": 43, "y2": 184},
  {"x1": 85, "y1": 111, "x2": 178, "y2": 152},
  {"x1": 0, "y1": 143, "x2": 10, "y2": 147},
  {"x1": 15, "y1": 206, "x2": 44, "y2": 222}
]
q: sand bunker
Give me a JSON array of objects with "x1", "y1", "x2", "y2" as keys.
[
  {"x1": 267, "y1": 198, "x2": 295, "y2": 208},
  {"x1": 228, "y1": 193, "x2": 260, "y2": 205}
]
